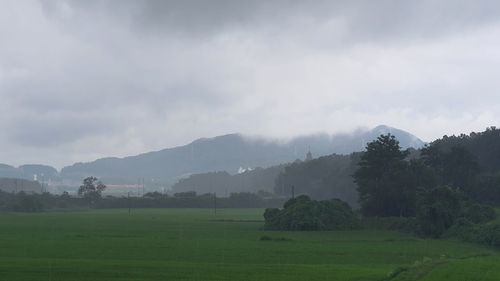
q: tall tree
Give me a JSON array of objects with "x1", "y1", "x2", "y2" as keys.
[
  {"x1": 78, "y1": 176, "x2": 106, "y2": 205},
  {"x1": 422, "y1": 145, "x2": 479, "y2": 193},
  {"x1": 354, "y1": 134, "x2": 413, "y2": 216}
]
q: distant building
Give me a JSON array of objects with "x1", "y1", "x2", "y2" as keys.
[{"x1": 305, "y1": 150, "x2": 313, "y2": 161}]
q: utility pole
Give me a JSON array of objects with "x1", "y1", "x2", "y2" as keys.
[
  {"x1": 214, "y1": 192, "x2": 217, "y2": 215},
  {"x1": 291, "y1": 185, "x2": 295, "y2": 199},
  {"x1": 137, "y1": 179, "x2": 140, "y2": 196},
  {"x1": 127, "y1": 192, "x2": 131, "y2": 215}
]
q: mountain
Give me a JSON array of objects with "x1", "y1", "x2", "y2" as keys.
[
  {"x1": 0, "y1": 178, "x2": 43, "y2": 194},
  {"x1": 60, "y1": 125, "x2": 424, "y2": 185},
  {"x1": 172, "y1": 165, "x2": 286, "y2": 195},
  {"x1": 0, "y1": 164, "x2": 58, "y2": 182}
]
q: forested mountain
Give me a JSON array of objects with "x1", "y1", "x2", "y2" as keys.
[
  {"x1": 0, "y1": 178, "x2": 42, "y2": 194},
  {"x1": 421, "y1": 127, "x2": 500, "y2": 206},
  {"x1": 171, "y1": 154, "x2": 360, "y2": 206},
  {"x1": 60, "y1": 125, "x2": 423, "y2": 185},
  {"x1": 271, "y1": 127, "x2": 500, "y2": 209},
  {"x1": 0, "y1": 164, "x2": 58, "y2": 182},
  {"x1": 172, "y1": 165, "x2": 285, "y2": 195},
  {"x1": 424, "y1": 126, "x2": 500, "y2": 174},
  {"x1": 274, "y1": 154, "x2": 361, "y2": 207}
]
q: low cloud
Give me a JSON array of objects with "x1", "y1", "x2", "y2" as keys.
[{"x1": 1, "y1": 0, "x2": 500, "y2": 168}]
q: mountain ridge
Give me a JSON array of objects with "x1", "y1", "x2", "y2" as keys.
[
  {"x1": 58, "y1": 125, "x2": 424, "y2": 185},
  {"x1": 0, "y1": 125, "x2": 424, "y2": 186}
]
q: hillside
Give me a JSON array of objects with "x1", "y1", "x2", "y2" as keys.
[
  {"x1": 0, "y1": 164, "x2": 58, "y2": 182},
  {"x1": 59, "y1": 125, "x2": 424, "y2": 185},
  {"x1": 172, "y1": 165, "x2": 286, "y2": 195},
  {"x1": 58, "y1": 125, "x2": 423, "y2": 185}
]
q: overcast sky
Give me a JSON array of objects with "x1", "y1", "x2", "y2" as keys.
[{"x1": 2, "y1": 0, "x2": 500, "y2": 168}]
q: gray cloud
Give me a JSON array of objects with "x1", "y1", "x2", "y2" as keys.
[
  {"x1": 1, "y1": 0, "x2": 500, "y2": 168},
  {"x1": 42, "y1": 1, "x2": 500, "y2": 42}
]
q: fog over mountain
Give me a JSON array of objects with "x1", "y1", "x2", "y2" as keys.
[
  {"x1": 58, "y1": 125, "x2": 423, "y2": 185},
  {"x1": 2, "y1": 1, "x2": 500, "y2": 168}
]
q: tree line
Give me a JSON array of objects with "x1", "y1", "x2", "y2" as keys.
[
  {"x1": 0, "y1": 177, "x2": 285, "y2": 212},
  {"x1": 265, "y1": 130, "x2": 500, "y2": 247}
]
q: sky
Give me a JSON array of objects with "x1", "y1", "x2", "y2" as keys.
[{"x1": 2, "y1": 0, "x2": 500, "y2": 169}]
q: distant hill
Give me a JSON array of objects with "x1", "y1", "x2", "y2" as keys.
[
  {"x1": 0, "y1": 164, "x2": 58, "y2": 182},
  {"x1": 172, "y1": 165, "x2": 286, "y2": 195},
  {"x1": 274, "y1": 153, "x2": 361, "y2": 207},
  {"x1": 425, "y1": 126, "x2": 500, "y2": 173},
  {"x1": 0, "y1": 178, "x2": 43, "y2": 194},
  {"x1": 172, "y1": 153, "x2": 361, "y2": 207},
  {"x1": 60, "y1": 125, "x2": 424, "y2": 185}
]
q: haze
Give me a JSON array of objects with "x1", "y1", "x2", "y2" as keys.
[{"x1": 2, "y1": 0, "x2": 500, "y2": 168}]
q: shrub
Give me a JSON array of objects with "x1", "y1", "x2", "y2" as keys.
[
  {"x1": 259, "y1": 235, "x2": 272, "y2": 241},
  {"x1": 13, "y1": 195, "x2": 44, "y2": 212},
  {"x1": 263, "y1": 195, "x2": 360, "y2": 231},
  {"x1": 362, "y1": 217, "x2": 418, "y2": 234},
  {"x1": 443, "y1": 217, "x2": 475, "y2": 240},
  {"x1": 462, "y1": 203, "x2": 497, "y2": 224},
  {"x1": 259, "y1": 235, "x2": 292, "y2": 242},
  {"x1": 473, "y1": 223, "x2": 500, "y2": 248},
  {"x1": 416, "y1": 186, "x2": 461, "y2": 238}
]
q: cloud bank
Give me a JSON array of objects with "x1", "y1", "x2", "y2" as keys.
[{"x1": 2, "y1": 0, "x2": 500, "y2": 168}]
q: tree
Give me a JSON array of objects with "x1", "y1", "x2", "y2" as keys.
[
  {"x1": 422, "y1": 145, "x2": 480, "y2": 193},
  {"x1": 416, "y1": 186, "x2": 461, "y2": 238},
  {"x1": 78, "y1": 176, "x2": 106, "y2": 204},
  {"x1": 354, "y1": 134, "x2": 413, "y2": 216}
]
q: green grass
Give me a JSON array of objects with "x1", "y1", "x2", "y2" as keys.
[{"x1": 0, "y1": 208, "x2": 498, "y2": 281}]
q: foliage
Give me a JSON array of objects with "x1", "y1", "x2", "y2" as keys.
[
  {"x1": 416, "y1": 186, "x2": 461, "y2": 238},
  {"x1": 274, "y1": 154, "x2": 359, "y2": 207},
  {"x1": 228, "y1": 192, "x2": 263, "y2": 207},
  {"x1": 442, "y1": 217, "x2": 476, "y2": 240},
  {"x1": 461, "y1": 202, "x2": 497, "y2": 224},
  {"x1": 0, "y1": 190, "x2": 285, "y2": 211},
  {"x1": 173, "y1": 191, "x2": 197, "y2": 197},
  {"x1": 264, "y1": 195, "x2": 360, "y2": 230},
  {"x1": 473, "y1": 223, "x2": 500, "y2": 248},
  {"x1": 143, "y1": 191, "x2": 166, "y2": 199},
  {"x1": 259, "y1": 235, "x2": 292, "y2": 242},
  {"x1": 424, "y1": 127, "x2": 500, "y2": 173},
  {"x1": 421, "y1": 145, "x2": 480, "y2": 193},
  {"x1": 354, "y1": 134, "x2": 436, "y2": 217},
  {"x1": 473, "y1": 174, "x2": 500, "y2": 205},
  {"x1": 362, "y1": 217, "x2": 418, "y2": 234},
  {"x1": 78, "y1": 176, "x2": 106, "y2": 204},
  {"x1": 10, "y1": 192, "x2": 44, "y2": 212},
  {"x1": 173, "y1": 166, "x2": 285, "y2": 195}
]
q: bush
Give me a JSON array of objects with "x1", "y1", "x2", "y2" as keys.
[
  {"x1": 259, "y1": 235, "x2": 272, "y2": 241},
  {"x1": 362, "y1": 217, "x2": 418, "y2": 234},
  {"x1": 473, "y1": 223, "x2": 500, "y2": 248},
  {"x1": 445, "y1": 220, "x2": 500, "y2": 249},
  {"x1": 13, "y1": 194, "x2": 44, "y2": 212},
  {"x1": 259, "y1": 235, "x2": 292, "y2": 242},
  {"x1": 462, "y1": 203, "x2": 497, "y2": 224},
  {"x1": 416, "y1": 186, "x2": 461, "y2": 238},
  {"x1": 263, "y1": 195, "x2": 360, "y2": 231},
  {"x1": 443, "y1": 217, "x2": 475, "y2": 240}
]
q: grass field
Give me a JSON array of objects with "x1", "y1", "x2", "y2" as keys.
[{"x1": 0, "y1": 208, "x2": 499, "y2": 281}]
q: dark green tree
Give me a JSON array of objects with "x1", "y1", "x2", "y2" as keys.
[
  {"x1": 422, "y1": 145, "x2": 479, "y2": 193},
  {"x1": 78, "y1": 176, "x2": 106, "y2": 204},
  {"x1": 354, "y1": 134, "x2": 413, "y2": 216},
  {"x1": 416, "y1": 186, "x2": 461, "y2": 238}
]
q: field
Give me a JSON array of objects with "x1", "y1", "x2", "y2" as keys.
[{"x1": 0, "y1": 209, "x2": 499, "y2": 281}]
